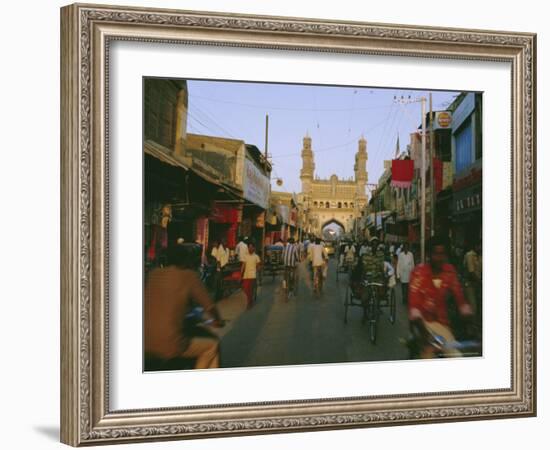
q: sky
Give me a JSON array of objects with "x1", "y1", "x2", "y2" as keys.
[{"x1": 186, "y1": 79, "x2": 461, "y2": 194}]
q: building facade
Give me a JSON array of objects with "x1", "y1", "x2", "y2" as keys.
[{"x1": 298, "y1": 135, "x2": 368, "y2": 237}]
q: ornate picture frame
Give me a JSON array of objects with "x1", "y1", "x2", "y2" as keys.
[{"x1": 60, "y1": 3, "x2": 536, "y2": 446}]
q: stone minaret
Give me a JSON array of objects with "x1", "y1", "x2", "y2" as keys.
[
  {"x1": 354, "y1": 136, "x2": 368, "y2": 207},
  {"x1": 300, "y1": 134, "x2": 315, "y2": 195}
]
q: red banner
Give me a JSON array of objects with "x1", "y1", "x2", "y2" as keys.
[
  {"x1": 210, "y1": 203, "x2": 240, "y2": 223},
  {"x1": 391, "y1": 159, "x2": 414, "y2": 188}
]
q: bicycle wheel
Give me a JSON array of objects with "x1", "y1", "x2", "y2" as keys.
[
  {"x1": 389, "y1": 287, "x2": 396, "y2": 324},
  {"x1": 368, "y1": 288, "x2": 378, "y2": 344}
]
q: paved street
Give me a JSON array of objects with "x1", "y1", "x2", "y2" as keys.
[{"x1": 214, "y1": 258, "x2": 410, "y2": 369}]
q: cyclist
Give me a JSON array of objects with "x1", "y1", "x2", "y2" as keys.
[
  {"x1": 282, "y1": 237, "x2": 300, "y2": 299},
  {"x1": 308, "y1": 237, "x2": 327, "y2": 295},
  {"x1": 145, "y1": 242, "x2": 224, "y2": 369},
  {"x1": 408, "y1": 236, "x2": 474, "y2": 358},
  {"x1": 360, "y1": 237, "x2": 385, "y2": 284}
]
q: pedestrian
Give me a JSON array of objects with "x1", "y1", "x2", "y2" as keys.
[
  {"x1": 241, "y1": 242, "x2": 262, "y2": 309},
  {"x1": 308, "y1": 237, "x2": 327, "y2": 295},
  {"x1": 236, "y1": 236, "x2": 249, "y2": 262},
  {"x1": 359, "y1": 239, "x2": 369, "y2": 257},
  {"x1": 463, "y1": 241, "x2": 482, "y2": 320},
  {"x1": 396, "y1": 244, "x2": 403, "y2": 256},
  {"x1": 211, "y1": 239, "x2": 229, "y2": 269},
  {"x1": 282, "y1": 238, "x2": 300, "y2": 298},
  {"x1": 397, "y1": 242, "x2": 415, "y2": 305}
]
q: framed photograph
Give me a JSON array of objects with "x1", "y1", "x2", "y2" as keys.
[{"x1": 60, "y1": 3, "x2": 536, "y2": 446}]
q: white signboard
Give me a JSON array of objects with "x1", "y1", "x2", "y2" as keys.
[{"x1": 243, "y1": 158, "x2": 270, "y2": 209}]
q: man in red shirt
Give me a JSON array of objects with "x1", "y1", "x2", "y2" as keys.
[{"x1": 408, "y1": 237, "x2": 473, "y2": 358}]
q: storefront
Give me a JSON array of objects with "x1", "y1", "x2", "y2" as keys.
[
  {"x1": 240, "y1": 156, "x2": 270, "y2": 248},
  {"x1": 209, "y1": 201, "x2": 241, "y2": 250},
  {"x1": 451, "y1": 162, "x2": 482, "y2": 251}
]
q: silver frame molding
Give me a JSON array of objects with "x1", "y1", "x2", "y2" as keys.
[{"x1": 60, "y1": 3, "x2": 536, "y2": 446}]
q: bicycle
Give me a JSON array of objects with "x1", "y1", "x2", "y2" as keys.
[
  {"x1": 404, "y1": 319, "x2": 481, "y2": 359},
  {"x1": 364, "y1": 280, "x2": 384, "y2": 344},
  {"x1": 312, "y1": 264, "x2": 324, "y2": 297}
]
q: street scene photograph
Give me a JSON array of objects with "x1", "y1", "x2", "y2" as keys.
[{"x1": 143, "y1": 77, "x2": 483, "y2": 372}]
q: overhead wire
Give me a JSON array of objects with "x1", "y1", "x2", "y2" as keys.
[
  {"x1": 190, "y1": 103, "x2": 238, "y2": 139},
  {"x1": 188, "y1": 93, "x2": 394, "y2": 112}
]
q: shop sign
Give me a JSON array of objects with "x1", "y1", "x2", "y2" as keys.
[
  {"x1": 435, "y1": 111, "x2": 452, "y2": 129},
  {"x1": 243, "y1": 159, "x2": 270, "y2": 209},
  {"x1": 454, "y1": 184, "x2": 481, "y2": 215}
]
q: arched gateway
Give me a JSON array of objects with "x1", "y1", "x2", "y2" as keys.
[{"x1": 297, "y1": 135, "x2": 369, "y2": 237}]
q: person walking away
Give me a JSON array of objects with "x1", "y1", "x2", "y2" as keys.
[
  {"x1": 463, "y1": 241, "x2": 482, "y2": 322},
  {"x1": 241, "y1": 242, "x2": 261, "y2": 309},
  {"x1": 310, "y1": 238, "x2": 327, "y2": 295},
  {"x1": 344, "y1": 242, "x2": 356, "y2": 268},
  {"x1": 145, "y1": 243, "x2": 224, "y2": 370},
  {"x1": 408, "y1": 236, "x2": 473, "y2": 358},
  {"x1": 397, "y1": 242, "x2": 415, "y2": 305},
  {"x1": 236, "y1": 236, "x2": 248, "y2": 262},
  {"x1": 282, "y1": 237, "x2": 300, "y2": 299}
]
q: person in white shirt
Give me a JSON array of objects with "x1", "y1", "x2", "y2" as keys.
[
  {"x1": 344, "y1": 242, "x2": 356, "y2": 266},
  {"x1": 359, "y1": 240, "x2": 369, "y2": 257},
  {"x1": 211, "y1": 240, "x2": 229, "y2": 269},
  {"x1": 241, "y1": 242, "x2": 262, "y2": 309},
  {"x1": 236, "y1": 236, "x2": 249, "y2": 262},
  {"x1": 396, "y1": 242, "x2": 415, "y2": 305},
  {"x1": 308, "y1": 238, "x2": 327, "y2": 295}
]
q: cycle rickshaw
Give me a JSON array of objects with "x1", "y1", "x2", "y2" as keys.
[
  {"x1": 343, "y1": 271, "x2": 396, "y2": 344},
  {"x1": 262, "y1": 245, "x2": 284, "y2": 282}
]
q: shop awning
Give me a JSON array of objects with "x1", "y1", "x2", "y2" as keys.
[
  {"x1": 144, "y1": 140, "x2": 190, "y2": 171},
  {"x1": 144, "y1": 140, "x2": 244, "y2": 200}
]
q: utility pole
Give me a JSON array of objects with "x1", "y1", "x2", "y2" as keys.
[
  {"x1": 429, "y1": 93, "x2": 435, "y2": 239},
  {"x1": 261, "y1": 114, "x2": 269, "y2": 263},
  {"x1": 394, "y1": 94, "x2": 427, "y2": 262},
  {"x1": 420, "y1": 97, "x2": 427, "y2": 263}
]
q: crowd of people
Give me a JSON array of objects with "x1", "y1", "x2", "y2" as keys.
[
  {"x1": 144, "y1": 231, "x2": 482, "y2": 370},
  {"x1": 341, "y1": 235, "x2": 482, "y2": 357}
]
